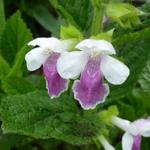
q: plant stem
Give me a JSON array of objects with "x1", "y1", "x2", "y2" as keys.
[{"x1": 91, "y1": 4, "x2": 104, "y2": 35}]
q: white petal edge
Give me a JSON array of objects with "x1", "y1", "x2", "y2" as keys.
[
  {"x1": 101, "y1": 55, "x2": 130, "y2": 85},
  {"x1": 75, "y1": 39, "x2": 116, "y2": 55},
  {"x1": 72, "y1": 81, "x2": 109, "y2": 110},
  {"x1": 25, "y1": 48, "x2": 48, "y2": 71},
  {"x1": 57, "y1": 51, "x2": 89, "y2": 79},
  {"x1": 122, "y1": 132, "x2": 134, "y2": 150},
  {"x1": 45, "y1": 78, "x2": 70, "y2": 99},
  {"x1": 28, "y1": 37, "x2": 60, "y2": 49},
  {"x1": 99, "y1": 135, "x2": 115, "y2": 150}
]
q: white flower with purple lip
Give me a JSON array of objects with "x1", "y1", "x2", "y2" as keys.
[
  {"x1": 57, "y1": 39, "x2": 130, "y2": 109},
  {"x1": 25, "y1": 37, "x2": 75, "y2": 98},
  {"x1": 112, "y1": 116, "x2": 150, "y2": 150}
]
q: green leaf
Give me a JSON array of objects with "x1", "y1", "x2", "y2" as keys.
[
  {"x1": 106, "y1": 2, "x2": 143, "y2": 29},
  {"x1": 49, "y1": 0, "x2": 93, "y2": 32},
  {"x1": 141, "y1": 1, "x2": 150, "y2": 28},
  {"x1": 60, "y1": 24, "x2": 83, "y2": 39},
  {"x1": 139, "y1": 59, "x2": 150, "y2": 93},
  {"x1": 0, "y1": 11, "x2": 32, "y2": 65},
  {"x1": 110, "y1": 28, "x2": 150, "y2": 99},
  {"x1": 91, "y1": 29, "x2": 114, "y2": 42},
  {"x1": 28, "y1": 5, "x2": 60, "y2": 37},
  {"x1": 0, "y1": 131, "x2": 21, "y2": 150},
  {"x1": 2, "y1": 77, "x2": 36, "y2": 95},
  {"x1": 0, "y1": 55, "x2": 10, "y2": 79},
  {"x1": 0, "y1": 91, "x2": 104, "y2": 145},
  {"x1": 7, "y1": 45, "x2": 30, "y2": 77},
  {"x1": 0, "y1": 0, "x2": 5, "y2": 36}
]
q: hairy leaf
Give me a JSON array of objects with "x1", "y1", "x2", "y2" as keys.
[
  {"x1": 139, "y1": 59, "x2": 150, "y2": 93},
  {"x1": 0, "y1": 91, "x2": 104, "y2": 145},
  {"x1": 110, "y1": 28, "x2": 150, "y2": 98},
  {"x1": 2, "y1": 77, "x2": 36, "y2": 95}
]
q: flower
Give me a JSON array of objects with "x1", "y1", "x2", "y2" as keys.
[
  {"x1": 112, "y1": 116, "x2": 150, "y2": 150},
  {"x1": 99, "y1": 135, "x2": 115, "y2": 150},
  {"x1": 25, "y1": 37, "x2": 74, "y2": 98},
  {"x1": 57, "y1": 39, "x2": 129, "y2": 109}
]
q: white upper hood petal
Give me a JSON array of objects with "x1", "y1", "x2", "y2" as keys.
[
  {"x1": 75, "y1": 39, "x2": 116, "y2": 55},
  {"x1": 122, "y1": 132, "x2": 134, "y2": 150},
  {"x1": 28, "y1": 38, "x2": 75, "y2": 53},
  {"x1": 25, "y1": 47, "x2": 48, "y2": 71},
  {"x1": 54, "y1": 39, "x2": 76, "y2": 53},
  {"x1": 101, "y1": 55, "x2": 130, "y2": 85},
  {"x1": 28, "y1": 37, "x2": 60, "y2": 49},
  {"x1": 57, "y1": 51, "x2": 89, "y2": 79}
]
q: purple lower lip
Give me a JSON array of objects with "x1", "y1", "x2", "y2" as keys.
[
  {"x1": 43, "y1": 52, "x2": 68, "y2": 98},
  {"x1": 132, "y1": 135, "x2": 141, "y2": 150},
  {"x1": 73, "y1": 56, "x2": 109, "y2": 109}
]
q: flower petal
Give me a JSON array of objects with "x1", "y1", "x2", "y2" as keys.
[
  {"x1": 43, "y1": 53, "x2": 68, "y2": 98},
  {"x1": 99, "y1": 135, "x2": 115, "y2": 150},
  {"x1": 112, "y1": 116, "x2": 131, "y2": 132},
  {"x1": 133, "y1": 119, "x2": 150, "y2": 137},
  {"x1": 57, "y1": 51, "x2": 89, "y2": 79},
  {"x1": 25, "y1": 47, "x2": 48, "y2": 71},
  {"x1": 75, "y1": 39, "x2": 116, "y2": 55},
  {"x1": 28, "y1": 37, "x2": 60, "y2": 49},
  {"x1": 101, "y1": 55, "x2": 130, "y2": 85},
  {"x1": 73, "y1": 57, "x2": 109, "y2": 109},
  {"x1": 122, "y1": 133, "x2": 134, "y2": 150},
  {"x1": 28, "y1": 38, "x2": 75, "y2": 53},
  {"x1": 112, "y1": 116, "x2": 139, "y2": 136},
  {"x1": 132, "y1": 136, "x2": 142, "y2": 150}
]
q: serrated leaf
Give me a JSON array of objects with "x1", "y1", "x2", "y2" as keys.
[
  {"x1": 2, "y1": 77, "x2": 36, "y2": 95},
  {"x1": 60, "y1": 24, "x2": 83, "y2": 39},
  {"x1": 0, "y1": 11, "x2": 32, "y2": 65},
  {"x1": 139, "y1": 59, "x2": 150, "y2": 93},
  {"x1": 0, "y1": 55, "x2": 10, "y2": 79},
  {"x1": 0, "y1": 91, "x2": 104, "y2": 145},
  {"x1": 110, "y1": 28, "x2": 150, "y2": 99},
  {"x1": 49, "y1": 0, "x2": 93, "y2": 32}
]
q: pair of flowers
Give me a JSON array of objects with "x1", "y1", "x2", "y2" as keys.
[
  {"x1": 99, "y1": 116, "x2": 150, "y2": 150},
  {"x1": 25, "y1": 37, "x2": 129, "y2": 109}
]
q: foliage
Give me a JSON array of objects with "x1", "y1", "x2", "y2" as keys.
[{"x1": 0, "y1": 0, "x2": 149, "y2": 149}]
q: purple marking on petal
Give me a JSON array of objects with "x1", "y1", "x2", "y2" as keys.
[
  {"x1": 133, "y1": 119, "x2": 150, "y2": 128},
  {"x1": 133, "y1": 118, "x2": 150, "y2": 136},
  {"x1": 43, "y1": 52, "x2": 68, "y2": 98},
  {"x1": 132, "y1": 136, "x2": 142, "y2": 150},
  {"x1": 73, "y1": 56, "x2": 109, "y2": 109}
]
